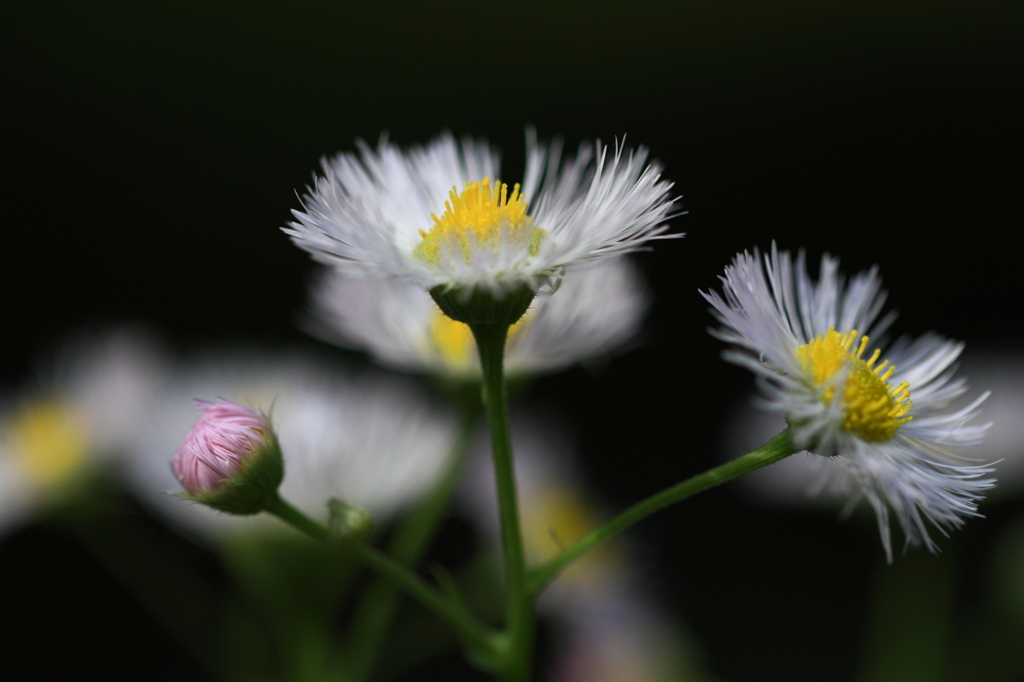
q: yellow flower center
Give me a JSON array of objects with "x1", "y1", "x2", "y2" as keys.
[
  {"x1": 521, "y1": 486, "x2": 621, "y2": 585},
  {"x1": 427, "y1": 308, "x2": 532, "y2": 371},
  {"x1": 6, "y1": 399, "x2": 90, "y2": 489},
  {"x1": 795, "y1": 327, "x2": 913, "y2": 441},
  {"x1": 413, "y1": 178, "x2": 547, "y2": 265}
]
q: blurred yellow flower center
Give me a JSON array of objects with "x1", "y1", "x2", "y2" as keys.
[
  {"x1": 522, "y1": 486, "x2": 621, "y2": 585},
  {"x1": 6, "y1": 399, "x2": 89, "y2": 489},
  {"x1": 428, "y1": 309, "x2": 532, "y2": 370},
  {"x1": 413, "y1": 178, "x2": 546, "y2": 264},
  {"x1": 796, "y1": 327, "x2": 912, "y2": 441}
]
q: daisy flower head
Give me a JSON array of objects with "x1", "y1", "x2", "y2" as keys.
[
  {"x1": 284, "y1": 131, "x2": 678, "y2": 326},
  {"x1": 303, "y1": 255, "x2": 648, "y2": 380},
  {"x1": 171, "y1": 399, "x2": 284, "y2": 515},
  {"x1": 701, "y1": 245, "x2": 994, "y2": 560},
  {"x1": 0, "y1": 327, "x2": 168, "y2": 533}
]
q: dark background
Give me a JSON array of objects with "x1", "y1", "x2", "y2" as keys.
[{"x1": 3, "y1": 1, "x2": 1023, "y2": 680}]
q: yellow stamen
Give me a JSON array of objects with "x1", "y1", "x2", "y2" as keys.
[
  {"x1": 413, "y1": 178, "x2": 546, "y2": 265},
  {"x1": 427, "y1": 308, "x2": 533, "y2": 371},
  {"x1": 6, "y1": 399, "x2": 90, "y2": 489},
  {"x1": 795, "y1": 327, "x2": 913, "y2": 441}
]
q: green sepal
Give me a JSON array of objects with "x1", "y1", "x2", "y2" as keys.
[
  {"x1": 189, "y1": 430, "x2": 284, "y2": 515},
  {"x1": 327, "y1": 498, "x2": 373, "y2": 549},
  {"x1": 429, "y1": 283, "x2": 535, "y2": 327}
]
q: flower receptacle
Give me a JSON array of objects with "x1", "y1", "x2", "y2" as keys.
[{"x1": 429, "y1": 283, "x2": 535, "y2": 328}]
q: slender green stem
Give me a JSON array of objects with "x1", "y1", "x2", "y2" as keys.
[
  {"x1": 352, "y1": 544, "x2": 495, "y2": 657},
  {"x1": 267, "y1": 495, "x2": 330, "y2": 542},
  {"x1": 266, "y1": 495, "x2": 495, "y2": 658},
  {"x1": 342, "y1": 405, "x2": 481, "y2": 682},
  {"x1": 527, "y1": 430, "x2": 799, "y2": 595},
  {"x1": 470, "y1": 322, "x2": 534, "y2": 682}
]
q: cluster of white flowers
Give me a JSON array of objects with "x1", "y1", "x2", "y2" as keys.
[
  {"x1": 1, "y1": 129, "x2": 1008, "y2": 682},
  {"x1": 2, "y1": 132, "x2": 999, "y2": 578},
  {"x1": 286, "y1": 131, "x2": 997, "y2": 560},
  {"x1": 0, "y1": 332, "x2": 459, "y2": 543}
]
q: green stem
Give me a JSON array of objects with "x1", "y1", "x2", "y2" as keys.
[
  {"x1": 342, "y1": 405, "x2": 481, "y2": 682},
  {"x1": 266, "y1": 495, "x2": 495, "y2": 659},
  {"x1": 267, "y1": 495, "x2": 330, "y2": 542},
  {"x1": 470, "y1": 322, "x2": 533, "y2": 682},
  {"x1": 527, "y1": 430, "x2": 799, "y2": 595},
  {"x1": 353, "y1": 544, "x2": 495, "y2": 658}
]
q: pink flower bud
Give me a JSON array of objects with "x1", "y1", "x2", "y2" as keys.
[{"x1": 172, "y1": 399, "x2": 283, "y2": 514}]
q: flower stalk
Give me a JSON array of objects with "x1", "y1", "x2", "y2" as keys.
[
  {"x1": 341, "y1": 405, "x2": 481, "y2": 681},
  {"x1": 265, "y1": 495, "x2": 497, "y2": 662},
  {"x1": 527, "y1": 430, "x2": 799, "y2": 595},
  {"x1": 469, "y1": 321, "x2": 535, "y2": 682}
]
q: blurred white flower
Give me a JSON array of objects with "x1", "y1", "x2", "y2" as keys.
[
  {"x1": 304, "y1": 256, "x2": 648, "y2": 379},
  {"x1": 703, "y1": 245, "x2": 994, "y2": 559},
  {"x1": 0, "y1": 328, "x2": 169, "y2": 531},
  {"x1": 125, "y1": 351, "x2": 459, "y2": 541},
  {"x1": 920, "y1": 351, "x2": 1024, "y2": 498}
]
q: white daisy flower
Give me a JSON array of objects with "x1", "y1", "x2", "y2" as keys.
[
  {"x1": 701, "y1": 245, "x2": 994, "y2": 560},
  {"x1": 283, "y1": 132, "x2": 678, "y2": 307},
  {"x1": 303, "y1": 256, "x2": 648, "y2": 379},
  {"x1": 125, "y1": 351, "x2": 459, "y2": 542},
  {"x1": 0, "y1": 328, "x2": 169, "y2": 532}
]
